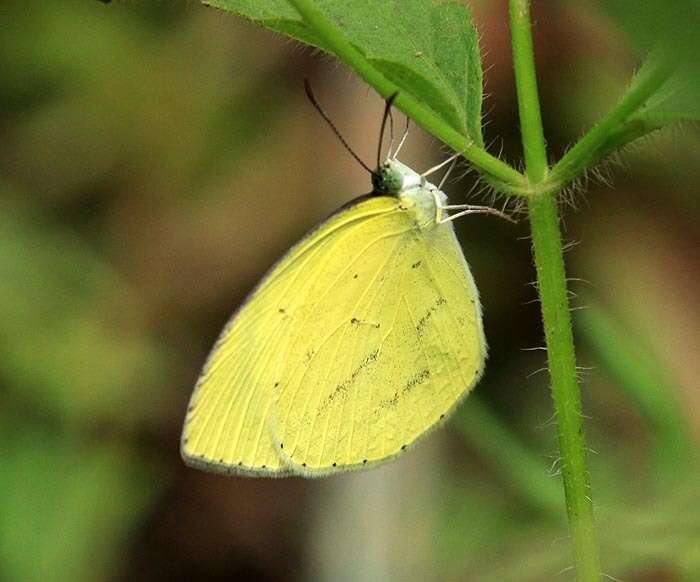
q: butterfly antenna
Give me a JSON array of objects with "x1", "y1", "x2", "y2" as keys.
[
  {"x1": 304, "y1": 79, "x2": 372, "y2": 174},
  {"x1": 377, "y1": 92, "x2": 399, "y2": 167}
]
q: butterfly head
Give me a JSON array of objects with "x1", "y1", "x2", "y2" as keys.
[
  {"x1": 371, "y1": 159, "x2": 406, "y2": 195},
  {"x1": 373, "y1": 158, "x2": 446, "y2": 227},
  {"x1": 373, "y1": 158, "x2": 429, "y2": 193}
]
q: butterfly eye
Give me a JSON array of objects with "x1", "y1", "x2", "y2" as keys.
[{"x1": 371, "y1": 171, "x2": 386, "y2": 193}]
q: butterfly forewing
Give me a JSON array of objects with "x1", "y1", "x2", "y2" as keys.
[{"x1": 181, "y1": 196, "x2": 402, "y2": 475}]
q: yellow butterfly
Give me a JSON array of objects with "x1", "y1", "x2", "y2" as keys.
[{"x1": 181, "y1": 88, "x2": 510, "y2": 477}]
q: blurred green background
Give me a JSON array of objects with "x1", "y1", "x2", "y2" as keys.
[{"x1": 0, "y1": 1, "x2": 698, "y2": 580}]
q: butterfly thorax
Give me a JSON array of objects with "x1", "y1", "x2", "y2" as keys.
[{"x1": 372, "y1": 158, "x2": 446, "y2": 228}]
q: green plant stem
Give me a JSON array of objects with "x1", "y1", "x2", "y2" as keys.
[
  {"x1": 543, "y1": 54, "x2": 675, "y2": 194},
  {"x1": 286, "y1": 0, "x2": 528, "y2": 193},
  {"x1": 510, "y1": 1, "x2": 601, "y2": 580},
  {"x1": 509, "y1": 0, "x2": 548, "y2": 182},
  {"x1": 528, "y1": 196, "x2": 600, "y2": 581}
]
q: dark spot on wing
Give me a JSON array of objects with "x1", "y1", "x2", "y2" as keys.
[
  {"x1": 377, "y1": 370, "x2": 431, "y2": 410},
  {"x1": 415, "y1": 297, "x2": 447, "y2": 337},
  {"x1": 405, "y1": 369, "x2": 430, "y2": 392},
  {"x1": 384, "y1": 393, "x2": 399, "y2": 408},
  {"x1": 279, "y1": 308, "x2": 286, "y2": 314},
  {"x1": 401, "y1": 444, "x2": 407, "y2": 450},
  {"x1": 350, "y1": 317, "x2": 381, "y2": 328},
  {"x1": 363, "y1": 459, "x2": 368, "y2": 464},
  {"x1": 411, "y1": 260, "x2": 422, "y2": 269},
  {"x1": 304, "y1": 349, "x2": 315, "y2": 365},
  {"x1": 332, "y1": 462, "x2": 337, "y2": 467},
  {"x1": 317, "y1": 349, "x2": 380, "y2": 416},
  {"x1": 353, "y1": 274, "x2": 358, "y2": 279}
]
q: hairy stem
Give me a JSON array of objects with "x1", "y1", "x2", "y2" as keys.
[
  {"x1": 528, "y1": 195, "x2": 601, "y2": 581},
  {"x1": 510, "y1": 1, "x2": 601, "y2": 579},
  {"x1": 509, "y1": 0, "x2": 548, "y2": 182}
]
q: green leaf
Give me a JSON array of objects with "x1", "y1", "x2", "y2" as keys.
[
  {"x1": 581, "y1": 64, "x2": 699, "y2": 165},
  {"x1": 594, "y1": 0, "x2": 700, "y2": 67},
  {"x1": 633, "y1": 70, "x2": 700, "y2": 124},
  {"x1": 594, "y1": 0, "x2": 700, "y2": 125},
  {"x1": 204, "y1": 0, "x2": 484, "y2": 145}
]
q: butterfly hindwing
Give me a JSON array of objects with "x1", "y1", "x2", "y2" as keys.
[{"x1": 273, "y1": 213, "x2": 486, "y2": 475}]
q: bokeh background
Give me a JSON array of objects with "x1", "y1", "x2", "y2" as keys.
[{"x1": 0, "y1": 1, "x2": 698, "y2": 580}]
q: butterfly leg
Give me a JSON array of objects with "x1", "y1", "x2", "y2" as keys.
[
  {"x1": 420, "y1": 152, "x2": 461, "y2": 179},
  {"x1": 438, "y1": 204, "x2": 516, "y2": 224},
  {"x1": 437, "y1": 157, "x2": 459, "y2": 190}
]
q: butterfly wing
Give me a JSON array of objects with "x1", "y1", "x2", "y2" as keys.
[
  {"x1": 181, "y1": 195, "x2": 404, "y2": 476},
  {"x1": 272, "y1": 214, "x2": 487, "y2": 475}
]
